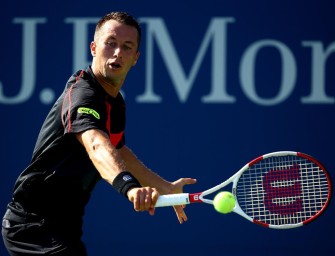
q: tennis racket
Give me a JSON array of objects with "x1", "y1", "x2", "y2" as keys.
[{"x1": 156, "y1": 151, "x2": 332, "y2": 229}]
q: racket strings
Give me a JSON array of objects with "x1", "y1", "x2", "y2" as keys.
[{"x1": 236, "y1": 155, "x2": 330, "y2": 226}]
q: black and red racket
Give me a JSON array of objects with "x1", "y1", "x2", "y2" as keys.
[{"x1": 156, "y1": 151, "x2": 332, "y2": 229}]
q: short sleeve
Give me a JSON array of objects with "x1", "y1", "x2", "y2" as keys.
[{"x1": 61, "y1": 78, "x2": 107, "y2": 135}]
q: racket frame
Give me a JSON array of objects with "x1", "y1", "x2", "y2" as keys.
[{"x1": 155, "y1": 151, "x2": 332, "y2": 229}]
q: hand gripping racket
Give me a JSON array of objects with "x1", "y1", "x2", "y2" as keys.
[{"x1": 156, "y1": 151, "x2": 332, "y2": 229}]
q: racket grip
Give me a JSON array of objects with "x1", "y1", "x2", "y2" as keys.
[{"x1": 155, "y1": 193, "x2": 190, "y2": 207}]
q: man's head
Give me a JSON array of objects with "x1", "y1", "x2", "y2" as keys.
[
  {"x1": 90, "y1": 12, "x2": 141, "y2": 96},
  {"x1": 94, "y1": 12, "x2": 141, "y2": 51}
]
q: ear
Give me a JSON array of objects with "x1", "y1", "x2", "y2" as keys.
[{"x1": 90, "y1": 41, "x2": 96, "y2": 57}]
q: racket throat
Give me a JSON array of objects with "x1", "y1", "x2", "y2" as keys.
[{"x1": 189, "y1": 192, "x2": 204, "y2": 203}]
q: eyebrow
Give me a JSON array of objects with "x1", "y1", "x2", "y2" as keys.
[{"x1": 106, "y1": 36, "x2": 136, "y2": 46}]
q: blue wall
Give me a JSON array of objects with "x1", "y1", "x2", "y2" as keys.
[{"x1": 1, "y1": 0, "x2": 334, "y2": 255}]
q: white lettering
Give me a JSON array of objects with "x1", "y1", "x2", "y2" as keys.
[
  {"x1": 0, "y1": 16, "x2": 332, "y2": 106},
  {"x1": 137, "y1": 17, "x2": 235, "y2": 103},
  {"x1": 301, "y1": 41, "x2": 335, "y2": 104},
  {"x1": 240, "y1": 40, "x2": 297, "y2": 106},
  {"x1": 0, "y1": 18, "x2": 46, "y2": 104},
  {"x1": 65, "y1": 18, "x2": 99, "y2": 72}
]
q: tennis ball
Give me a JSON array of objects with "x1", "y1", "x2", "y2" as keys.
[{"x1": 213, "y1": 191, "x2": 235, "y2": 214}]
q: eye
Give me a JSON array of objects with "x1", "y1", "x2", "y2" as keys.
[
  {"x1": 123, "y1": 45, "x2": 132, "y2": 51},
  {"x1": 106, "y1": 41, "x2": 117, "y2": 47}
]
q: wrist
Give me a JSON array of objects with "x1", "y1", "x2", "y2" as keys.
[
  {"x1": 158, "y1": 180, "x2": 174, "y2": 195},
  {"x1": 112, "y1": 172, "x2": 141, "y2": 197}
]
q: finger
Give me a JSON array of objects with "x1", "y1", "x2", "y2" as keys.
[
  {"x1": 173, "y1": 178, "x2": 197, "y2": 187},
  {"x1": 183, "y1": 178, "x2": 197, "y2": 185},
  {"x1": 133, "y1": 192, "x2": 140, "y2": 212},
  {"x1": 173, "y1": 206, "x2": 188, "y2": 224},
  {"x1": 147, "y1": 188, "x2": 159, "y2": 216},
  {"x1": 144, "y1": 191, "x2": 152, "y2": 210},
  {"x1": 139, "y1": 190, "x2": 149, "y2": 211},
  {"x1": 148, "y1": 206, "x2": 156, "y2": 216},
  {"x1": 150, "y1": 189, "x2": 160, "y2": 208}
]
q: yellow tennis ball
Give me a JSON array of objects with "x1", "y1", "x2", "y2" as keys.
[{"x1": 213, "y1": 191, "x2": 235, "y2": 214}]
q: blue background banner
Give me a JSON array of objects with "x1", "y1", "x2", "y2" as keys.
[{"x1": 1, "y1": 1, "x2": 334, "y2": 255}]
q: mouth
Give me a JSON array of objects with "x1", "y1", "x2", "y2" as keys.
[{"x1": 109, "y1": 62, "x2": 122, "y2": 70}]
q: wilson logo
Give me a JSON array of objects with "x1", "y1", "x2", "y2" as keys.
[
  {"x1": 78, "y1": 107, "x2": 100, "y2": 120},
  {"x1": 123, "y1": 175, "x2": 132, "y2": 182}
]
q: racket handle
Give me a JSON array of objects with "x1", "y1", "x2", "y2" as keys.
[{"x1": 155, "y1": 193, "x2": 190, "y2": 207}]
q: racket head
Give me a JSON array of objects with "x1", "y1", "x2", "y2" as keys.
[{"x1": 232, "y1": 151, "x2": 332, "y2": 229}]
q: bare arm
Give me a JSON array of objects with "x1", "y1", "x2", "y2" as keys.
[
  {"x1": 76, "y1": 128, "x2": 125, "y2": 185},
  {"x1": 76, "y1": 129, "x2": 170, "y2": 191},
  {"x1": 119, "y1": 145, "x2": 197, "y2": 223},
  {"x1": 76, "y1": 129, "x2": 159, "y2": 215},
  {"x1": 118, "y1": 146, "x2": 173, "y2": 194},
  {"x1": 76, "y1": 129, "x2": 196, "y2": 223}
]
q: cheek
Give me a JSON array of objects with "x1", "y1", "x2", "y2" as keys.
[
  {"x1": 97, "y1": 46, "x2": 114, "y2": 58},
  {"x1": 129, "y1": 53, "x2": 139, "y2": 65}
]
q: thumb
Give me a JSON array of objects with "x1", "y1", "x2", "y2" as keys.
[{"x1": 182, "y1": 178, "x2": 197, "y2": 185}]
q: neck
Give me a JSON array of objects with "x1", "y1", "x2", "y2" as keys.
[
  {"x1": 96, "y1": 76, "x2": 122, "y2": 98},
  {"x1": 91, "y1": 65, "x2": 123, "y2": 98}
]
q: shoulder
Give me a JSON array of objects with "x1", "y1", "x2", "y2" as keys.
[
  {"x1": 65, "y1": 67, "x2": 99, "y2": 90},
  {"x1": 65, "y1": 68, "x2": 104, "y2": 101},
  {"x1": 115, "y1": 92, "x2": 126, "y2": 105}
]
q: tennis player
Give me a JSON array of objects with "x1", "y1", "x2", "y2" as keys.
[{"x1": 2, "y1": 11, "x2": 196, "y2": 255}]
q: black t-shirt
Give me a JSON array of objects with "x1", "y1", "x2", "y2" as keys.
[{"x1": 8, "y1": 66, "x2": 126, "y2": 232}]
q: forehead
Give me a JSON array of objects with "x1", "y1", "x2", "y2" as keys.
[{"x1": 100, "y1": 20, "x2": 138, "y2": 43}]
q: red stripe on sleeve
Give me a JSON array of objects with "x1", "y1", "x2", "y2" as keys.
[{"x1": 61, "y1": 70, "x2": 84, "y2": 133}]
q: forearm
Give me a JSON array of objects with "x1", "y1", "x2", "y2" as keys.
[
  {"x1": 118, "y1": 146, "x2": 173, "y2": 194},
  {"x1": 77, "y1": 130, "x2": 173, "y2": 194},
  {"x1": 76, "y1": 129, "x2": 126, "y2": 185}
]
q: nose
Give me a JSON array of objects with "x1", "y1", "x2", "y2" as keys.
[{"x1": 114, "y1": 47, "x2": 122, "y2": 59}]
